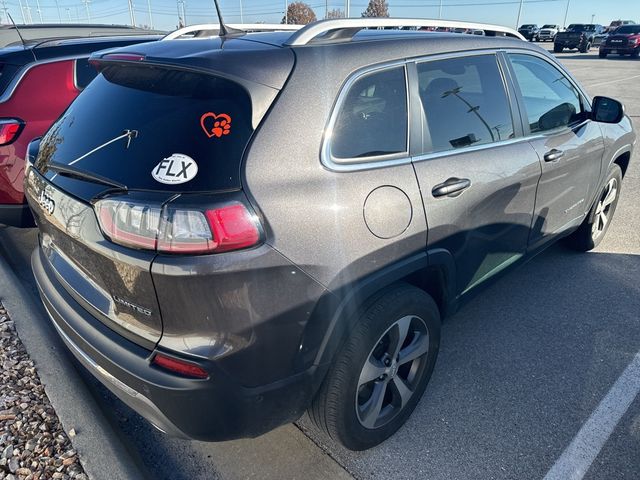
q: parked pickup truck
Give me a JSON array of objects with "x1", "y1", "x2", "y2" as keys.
[
  {"x1": 538, "y1": 24, "x2": 560, "y2": 41},
  {"x1": 599, "y1": 24, "x2": 640, "y2": 58},
  {"x1": 554, "y1": 23, "x2": 604, "y2": 53}
]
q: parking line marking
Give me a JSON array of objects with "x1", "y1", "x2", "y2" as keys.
[
  {"x1": 585, "y1": 74, "x2": 640, "y2": 88},
  {"x1": 543, "y1": 352, "x2": 640, "y2": 480}
]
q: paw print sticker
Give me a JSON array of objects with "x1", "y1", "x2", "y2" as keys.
[{"x1": 200, "y1": 112, "x2": 232, "y2": 139}]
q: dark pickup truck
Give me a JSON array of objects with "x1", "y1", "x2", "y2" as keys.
[
  {"x1": 554, "y1": 23, "x2": 604, "y2": 53},
  {"x1": 599, "y1": 24, "x2": 640, "y2": 57}
]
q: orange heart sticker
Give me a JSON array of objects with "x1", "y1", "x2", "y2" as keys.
[{"x1": 200, "y1": 112, "x2": 232, "y2": 138}]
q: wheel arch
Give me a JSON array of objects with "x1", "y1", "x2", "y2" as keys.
[{"x1": 310, "y1": 249, "x2": 457, "y2": 373}]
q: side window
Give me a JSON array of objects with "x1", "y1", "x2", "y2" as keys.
[
  {"x1": 74, "y1": 58, "x2": 98, "y2": 90},
  {"x1": 508, "y1": 54, "x2": 586, "y2": 133},
  {"x1": 417, "y1": 55, "x2": 514, "y2": 154},
  {"x1": 330, "y1": 66, "x2": 408, "y2": 160}
]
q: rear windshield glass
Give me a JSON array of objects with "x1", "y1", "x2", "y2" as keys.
[
  {"x1": 616, "y1": 25, "x2": 640, "y2": 34},
  {"x1": 567, "y1": 24, "x2": 588, "y2": 32},
  {"x1": 37, "y1": 64, "x2": 253, "y2": 192}
]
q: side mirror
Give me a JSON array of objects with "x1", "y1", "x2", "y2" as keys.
[{"x1": 592, "y1": 96, "x2": 625, "y2": 124}]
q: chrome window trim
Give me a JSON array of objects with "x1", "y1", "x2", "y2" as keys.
[
  {"x1": 322, "y1": 49, "x2": 510, "y2": 172},
  {"x1": 0, "y1": 55, "x2": 81, "y2": 104},
  {"x1": 72, "y1": 57, "x2": 91, "y2": 91},
  {"x1": 411, "y1": 135, "x2": 537, "y2": 164},
  {"x1": 321, "y1": 60, "x2": 411, "y2": 172}
]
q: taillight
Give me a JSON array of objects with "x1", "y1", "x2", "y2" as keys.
[
  {"x1": 0, "y1": 119, "x2": 24, "y2": 146},
  {"x1": 152, "y1": 353, "x2": 208, "y2": 379},
  {"x1": 95, "y1": 197, "x2": 261, "y2": 254}
]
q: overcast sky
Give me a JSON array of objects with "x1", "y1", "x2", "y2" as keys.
[{"x1": 3, "y1": 0, "x2": 639, "y2": 31}]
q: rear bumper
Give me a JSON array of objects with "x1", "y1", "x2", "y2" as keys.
[
  {"x1": 600, "y1": 45, "x2": 639, "y2": 54},
  {"x1": 32, "y1": 246, "x2": 319, "y2": 441},
  {"x1": 0, "y1": 203, "x2": 34, "y2": 228}
]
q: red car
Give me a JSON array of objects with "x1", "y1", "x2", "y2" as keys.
[{"x1": 0, "y1": 24, "x2": 161, "y2": 227}]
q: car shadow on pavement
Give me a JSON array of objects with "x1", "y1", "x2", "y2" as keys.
[{"x1": 298, "y1": 245, "x2": 640, "y2": 480}]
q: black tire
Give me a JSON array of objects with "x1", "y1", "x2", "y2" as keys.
[
  {"x1": 579, "y1": 41, "x2": 591, "y2": 53},
  {"x1": 309, "y1": 284, "x2": 440, "y2": 451},
  {"x1": 632, "y1": 48, "x2": 640, "y2": 58},
  {"x1": 599, "y1": 50, "x2": 608, "y2": 58},
  {"x1": 554, "y1": 45, "x2": 563, "y2": 53},
  {"x1": 565, "y1": 164, "x2": 622, "y2": 251}
]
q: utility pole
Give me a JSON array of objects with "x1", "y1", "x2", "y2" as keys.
[
  {"x1": 438, "y1": 0, "x2": 442, "y2": 19},
  {"x1": 562, "y1": 0, "x2": 570, "y2": 29},
  {"x1": 65, "y1": 7, "x2": 71, "y2": 22},
  {"x1": 590, "y1": 13, "x2": 595, "y2": 24},
  {"x1": 128, "y1": 0, "x2": 136, "y2": 26},
  {"x1": 345, "y1": 0, "x2": 349, "y2": 18},
  {"x1": 82, "y1": 0, "x2": 91, "y2": 22},
  {"x1": 285, "y1": 0, "x2": 288, "y2": 23},
  {"x1": 54, "y1": 0, "x2": 61, "y2": 22},
  {"x1": 147, "y1": 0, "x2": 153, "y2": 28},
  {"x1": 239, "y1": 0, "x2": 243, "y2": 23},
  {"x1": 17, "y1": 0, "x2": 26, "y2": 23},
  {"x1": 516, "y1": 0, "x2": 524, "y2": 29},
  {"x1": 0, "y1": 0, "x2": 8, "y2": 24}
]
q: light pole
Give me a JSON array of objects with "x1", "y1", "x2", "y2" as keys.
[
  {"x1": 82, "y1": 0, "x2": 91, "y2": 22},
  {"x1": 562, "y1": 0, "x2": 570, "y2": 29},
  {"x1": 35, "y1": 0, "x2": 42, "y2": 22},
  {"x1": 438, "y1": 0, "x2": 442, "y2": 19},
  {"x1": 285, "y1": 0, "x2": 288, "y2": 23},
  {"x1": 239, "y1": 0, "x2": 243, "y2": 23},
  {"x1": 147, "y1": 0, "x2": 153, "y2": 28},
  {"x1": 17, "y1": 0, "x2": 26, "y2": 23},
  {"x1": 53, "y1": 0, "x2": 61, "y2": 22},
  {"x1": 65, "y1": 7, "x2": 71, "y2": 22},
  {"x1": 516, "y1": 0, "x2": 524, "y2": 29},
  {"x1": 128, "y1": 0, "x2": 136, "y2": 26},
  {"x1": 590, "y1": 14, "x2": 595, "y2": 24}
]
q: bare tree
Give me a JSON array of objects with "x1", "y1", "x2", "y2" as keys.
[
  {"x1": 282, "y1": 2, "x2": 317, "y2": 24},
  {"x1": 361, "y1": 0, "x2": 389, "y2": 17},
  {"x1": 325, "y1": 8, "x2": 345, "y2": 19}
]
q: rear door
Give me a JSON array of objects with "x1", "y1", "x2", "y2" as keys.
[
  {"x1": 411, "y1": 53, "x2": 541, "y2": 296},
  {"x1": 505, "y1": 53, "x2": 604, "y2": 249}
]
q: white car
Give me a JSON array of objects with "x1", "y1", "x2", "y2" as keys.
[{"x1": 538, "y1": 24, "x2": 560, "y2": 41}]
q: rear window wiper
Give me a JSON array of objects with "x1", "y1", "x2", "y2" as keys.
[{"x1": 47, "y1": 162, "x2": 128, "y2": 190}]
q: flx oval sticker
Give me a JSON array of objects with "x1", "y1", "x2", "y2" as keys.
[{"x1": 152, "y1": 153, "x2": 198, "y2": 185}]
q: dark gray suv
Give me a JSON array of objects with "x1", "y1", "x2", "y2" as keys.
[{"x1": 25, "y1": 19, "x2": 635, "y2": 451}]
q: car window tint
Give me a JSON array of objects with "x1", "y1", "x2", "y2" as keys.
[
  {"x1": 509, "y1": 54, "x2": 585, "y2": 133},
  {"x1": 331, "y1": 66, "x2": 407, "y2": 159},
  {"x1": 417, "y1": 55, "x2": 514, "y2": 154},
  {"x1": 74, "y1": 58, "x2": 98, "y2": 90}
]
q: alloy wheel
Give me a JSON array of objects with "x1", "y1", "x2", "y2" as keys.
[
  {"x1": 592, "y1": 178, "x2": 618, "y2": 239},
  {"x1": 355, "y1": 315, "x2": 430, "y2": 429}
]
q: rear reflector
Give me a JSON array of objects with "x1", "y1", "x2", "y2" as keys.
[
  {"x1": 152, "y1": 353, "x2": 209, "y2": 379},
  {"x1": 0, "y1": 119, "x2": 23, "y2": 146},
  {"x1": 95, "y1": 198, "x2": 261, "y2": 254}
]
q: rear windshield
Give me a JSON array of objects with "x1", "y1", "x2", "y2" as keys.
[
  {"x1": 616, "y1": 25, "x2": 640, "y2": 34},
  {"x1": 567, "y1": 24, "x2": 589, "y2": 32},
  {"x1": 37, "y1": 64, "x2": 253, "y2": 192}
]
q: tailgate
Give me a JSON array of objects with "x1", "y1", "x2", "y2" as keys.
[{"x1": 25, "y1": 169, "x2": 164, "y2": 349}]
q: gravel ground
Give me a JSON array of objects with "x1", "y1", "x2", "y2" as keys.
[{"x1": 0, "y1": 302, "x2": 87, "y2": 480}]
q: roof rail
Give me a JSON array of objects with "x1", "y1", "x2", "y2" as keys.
[
  {"x1": 284, "y1": 18, "x2": 525, "y2": 45},
  {"x1": 163, "y1": 23, "x2": 302, "y2": 40}
]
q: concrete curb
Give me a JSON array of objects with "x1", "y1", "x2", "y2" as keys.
[{"x1": 0, "y1": 251, "x2": 147, "y2": 480}]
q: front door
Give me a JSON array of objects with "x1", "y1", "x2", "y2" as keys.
[{"x1": 506, "y1": 53, "x2": 604, "y2": 249}]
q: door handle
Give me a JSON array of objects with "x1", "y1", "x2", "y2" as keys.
[
  {"x1": 432, "y1": 177, "x2": 471, "y2": 198},
  {"x1": 544, "y1": 149, "x2": 565, "y2": 162}
]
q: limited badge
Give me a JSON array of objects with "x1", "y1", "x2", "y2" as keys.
[
  {"x1": 200, "y1": 112, "x2": 231, "y2": 138},
  {"x1": 152, "y1": 154, "x2": 198, "y2": 185}
]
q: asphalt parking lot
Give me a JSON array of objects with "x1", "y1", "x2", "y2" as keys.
[{"x1": 0, "y1": 50, "x2": 638, "y2": 480}]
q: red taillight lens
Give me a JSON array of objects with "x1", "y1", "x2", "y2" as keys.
[
  {"x1": 0, "y1": 119, "x2": 23, "y2": 146},
  {"x1": 95, "y1": 198, "x2": 261, "y2": 254},
  {"x1": 152, "y1": 353, "x2": 208, "y2": 379},
  {"x1": 205, "y1": 204, "x2": 261, "y2": 253}
]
